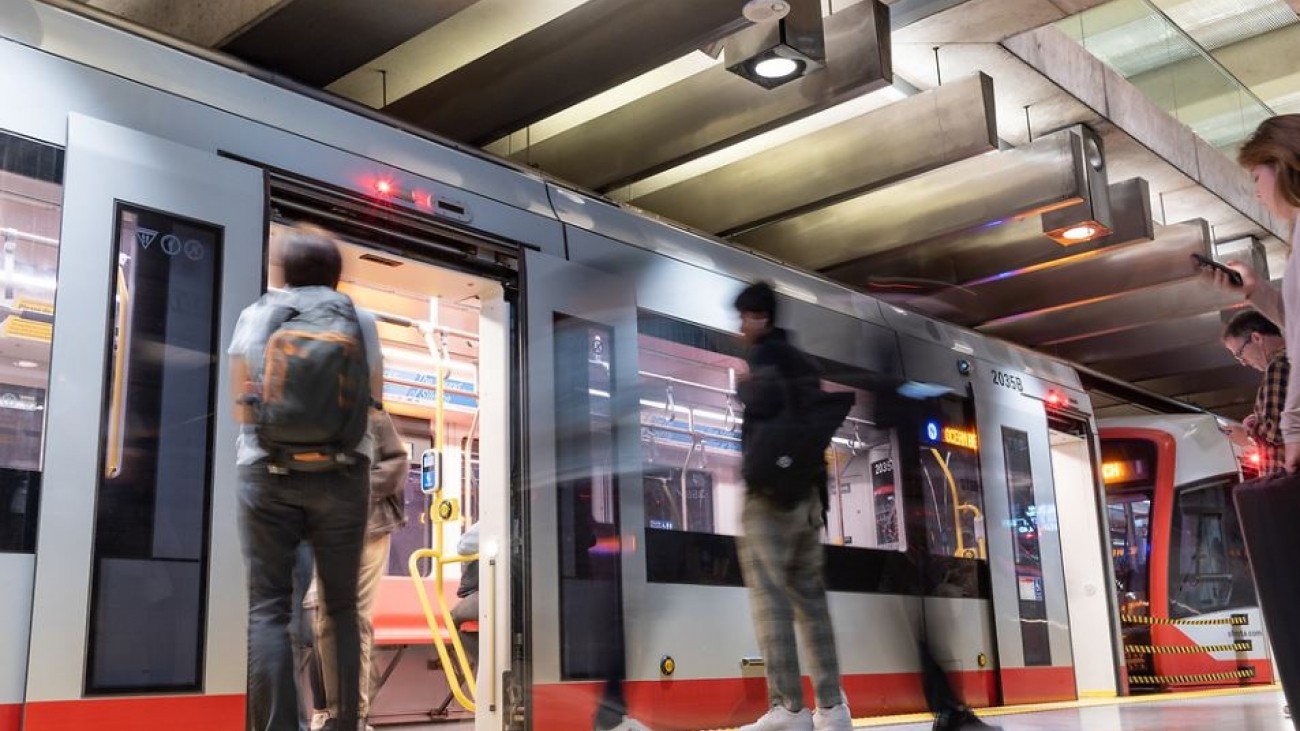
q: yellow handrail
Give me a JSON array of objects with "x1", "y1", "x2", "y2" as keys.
[
  {"x1": 929, "y1": 448, "x2": 968, "y2": 558},
  {"x1": 408, "y1": 547, "x2": 479, "y2": 712}
]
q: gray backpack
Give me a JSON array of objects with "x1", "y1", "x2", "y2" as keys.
[{"x1": 250, "y1": 289, "x2": 372, "y2": 470}]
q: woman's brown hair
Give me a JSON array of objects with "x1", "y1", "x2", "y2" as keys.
[{"x1": 1239, "y1": 114, "x2": 1300, "y2": 211}]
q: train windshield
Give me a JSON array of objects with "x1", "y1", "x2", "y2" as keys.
[{"x1": 1102, "y1": 438, "x2": 1157, "y2": 616}]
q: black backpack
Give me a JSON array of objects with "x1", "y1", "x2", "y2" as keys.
[
  {"x1": 251, "y1": 291, "x2": 372, "y2": 470},
  {"x1": 742, "y1": 375, "x2": 855, "y2": 506}
]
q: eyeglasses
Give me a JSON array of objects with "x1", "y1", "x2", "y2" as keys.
[{"x1": 1232, "y1": 338, "x2": 1253, "y2": 363}]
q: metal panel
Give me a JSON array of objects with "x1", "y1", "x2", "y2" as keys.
[
  {"x1": 0, "y1": 555, "x2": 34, "y2": 705},
  {"x1": 971, "y1": 370, "x2": 1076, "y2": 698},
  {"x1": 629, "y1": 73, "x2": 998, "y2": 235},
  {"x1": 833, "y1": 178, "x2": 1154, "y2": 313},
  {"x1": 1133, "y1": 364, "x2": 1258, "y2": 398},
  {"x1": 515, "y1": 0, "x2": 892, "y2": 191},
  {"x1": 385, "y1": 0, "x2": 751, "y2": 144},
  {"x1": 26, "y1": 116, "x2": 264, "y2": 702},
  {"x1": 547, "y1": 184, "x2": 892, "y2": 329},
  {"x1": 1088, "y1": 341, "x2": 1236, "y2": 383},
  {"x1": 734, "y1": 126, "x2": 1098, "y2": 270},
  {"x1": 220, "y1": 0, "x2": 483, "y2": 87},
  {"x1": 977, "y1": 278, "x2": 1242, "y2": 347},
  {"x1": 523, "y1": 251, "x2": 641, "y2": 684}
]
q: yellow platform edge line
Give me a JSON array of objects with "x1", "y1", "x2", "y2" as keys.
[{"x1": 692, "y1": 685, "x2": 1282, "y2": 731}]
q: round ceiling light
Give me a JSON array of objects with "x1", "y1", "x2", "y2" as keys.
[
  {"x1": 754, "y1": 57, "x2": 800, "y2": 79},
  {"x1": 742, "y1": 0, "x2": 790, "y2": 23},
  {"x1": 1061, "y1": 224, "x2": 1098, "y2": 241}
]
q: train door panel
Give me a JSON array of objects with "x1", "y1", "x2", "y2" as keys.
[
  {"x1": 972, "y1": 373, "x2": 1076, "y2": 705},
  {"x1": 23, "y1": 116, "x2": 263, "y2": 727},
  {"x1": 523, "y1": 250, "x2": 642, "y2": 728}
]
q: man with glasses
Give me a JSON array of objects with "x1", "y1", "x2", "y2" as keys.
[{"x1": 1223, "y1": 310, "x2": 1290, "y2": 474}]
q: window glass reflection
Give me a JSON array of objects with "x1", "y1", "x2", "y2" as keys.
[{"x1": 0, "y1": 132, "x2": 63, "y2": 554}]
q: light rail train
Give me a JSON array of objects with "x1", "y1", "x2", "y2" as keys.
[{"x1": 0, "y1": 3, "x2": 1268, "y2": 731}]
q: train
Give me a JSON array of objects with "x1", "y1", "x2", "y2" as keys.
[{"x1": 0, "y1": 2, "x2": 1272, "y2": 731}]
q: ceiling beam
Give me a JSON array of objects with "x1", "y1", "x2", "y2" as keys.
[
  {"x1": 509, "y1": 0, "x2": 892, "y2": 191},
  {"x1": 384, "y1": 0, "x2": 755, "y2": 144},
  {"x1": 628, "y1": 72, "x2": 997, "y2": 235}
]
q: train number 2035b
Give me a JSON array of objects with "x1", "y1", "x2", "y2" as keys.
[{"x1": 991, "y1": 369, "x2": 1024, "y2": 393}]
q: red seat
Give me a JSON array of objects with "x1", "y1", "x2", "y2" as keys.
[{"x1": 372, "y1": 576, "x2": 470, "y2": 646}]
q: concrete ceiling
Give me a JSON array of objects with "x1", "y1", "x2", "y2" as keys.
[{"x1": 75, "y1": 0, "x2": 1300, "y2": 421}]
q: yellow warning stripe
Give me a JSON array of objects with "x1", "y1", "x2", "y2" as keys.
[
  {"x1": 1129, "y1": 668, "x2": 1256, "y2": 685},
  {"x1": 1120, "y1": 614, "x2": 1248, "y2": 626},
  {"x1": 1124, "y1": 642, "x2": 1253, "y2": 655}
]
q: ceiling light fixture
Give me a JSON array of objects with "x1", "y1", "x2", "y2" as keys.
[
  {"x1": 754, "y1": 56, "x2": 801, "y2": 79},
  {"x1": 1040, "y1": 126, "x2": 1114, "y2": 246},
  {"x1": 1061, "y1": 225, "x2": 1098, "y2": 242},
  {"x1": 725, "y1": 0, "x2": 824, "y2": 90}
]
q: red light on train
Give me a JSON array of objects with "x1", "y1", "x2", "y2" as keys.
[
  {"x1": 1249, "y1": 451, "x2": 1262, "y2": 466},
  {"x1": 374, "y1": 179, "x2": 394, "y2": 196},
  {"x1": 412, "y1": 190, "x2": 434, "y2": 209},
  {"x1": 1045, "y1": 390, "x2": 1065, "y2": 408}
]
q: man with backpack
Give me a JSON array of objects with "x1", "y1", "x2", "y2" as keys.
[
  {"x1": 229, "y1": 226, "x2": 380, "y2": 731},
  {"x1": 733, "y1": 281, "x2": 853, "y2": 731}
]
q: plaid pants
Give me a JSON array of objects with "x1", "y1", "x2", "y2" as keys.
[{"x1": 739, "y1": 492, "x2": 843, "y2": 710}]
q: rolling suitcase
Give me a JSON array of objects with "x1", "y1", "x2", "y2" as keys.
[{"x1": 1234, "y1": 472, "x2": 1300, "y2": 715}]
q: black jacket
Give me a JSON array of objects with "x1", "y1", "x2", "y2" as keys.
[{"x1": 737, "y1": 328, "x2": 829, "y2": 506}]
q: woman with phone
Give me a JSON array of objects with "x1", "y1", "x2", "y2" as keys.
[{"x1": 1232, "y1": 116, "x2": 1300, "y2": 473}]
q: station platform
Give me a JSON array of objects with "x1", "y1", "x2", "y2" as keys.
[{"x1": 857, "y1": 686, "x2": 1285, "y2": 731}]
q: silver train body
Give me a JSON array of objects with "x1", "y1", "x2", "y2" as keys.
[{"x1": 0, "y1": 2, "x2": 1128, "y2": 730}]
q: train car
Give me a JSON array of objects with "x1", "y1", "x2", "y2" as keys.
[
  {"x1": 1099, "y1": 414, "x2": 1273, "y2": 692},
  {"x1": 0, "y1": 2, "x2": 1133, "y2": 730}
]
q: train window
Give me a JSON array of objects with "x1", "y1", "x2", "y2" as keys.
[
  {"x1": 1108, "y1": 496, "x2": 1152, "y2": 617},
  {"x1": 0, "y1": 133, "x2": 62, "y2": 555},
  {"x1": 553, "y1": 315, "x2": 622, "y2": 679},
  {"x1": 917, "y1": 397, "x2": 984, "y2": 562},
  {"x1": 1002, "y1": 427, "x2": 1052, "y2": 666},
  {"x1": 635, "y1": 313, "x2": 900, "y2": 550},
  {"x1": 1168, "y1": 481, "x2": 1256, "y2": 619},
  {"x1": 86, "y1": 203, "x2": 222, "y2": 693}
]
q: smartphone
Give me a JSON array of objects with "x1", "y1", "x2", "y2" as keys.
[{"x1": 1191, "y1": 253, "x2": 1243, "y2": 287}]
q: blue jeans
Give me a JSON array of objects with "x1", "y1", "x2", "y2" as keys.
[{"x1": 239, "y1": 463, "x2": 368, "y2": 731}]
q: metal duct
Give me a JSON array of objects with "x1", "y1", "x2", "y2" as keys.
[
  {"x1": 829, "y1": 178, "x2": 1154, "y2": 314},
  {"x1": 977, "y1": 277, "x2": 1242, "y2": 347},
  {"x1": 1048, "y1": 312, "x2": 1234, "y2": 364},
  {"x1": 733, "y1": 125, "x2": 1111, "y2": 270},
  {"x1": 510, "y1": 0, "x2": 892, "y2": 191},
  {"x1": 383, "y1": 0, "x2": 753, "y2": 144},
  {"x1": 629, "y1": 73, "x2": 997, "y2": 236}
]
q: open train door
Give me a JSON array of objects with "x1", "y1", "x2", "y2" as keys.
[
  {"x1": 21, "y1": 115, "x2": 263, "y2": 729},
  {"x1": 521, "y1": 249, "x2": 644, "y2": 731},
  {"x1": 970, "y1": 367, "x2": 1079, "y2": 706}
]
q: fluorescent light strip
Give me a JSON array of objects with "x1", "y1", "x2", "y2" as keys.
[{"x1": 382, "y1": 346, "x2": 478, "y2": 377}]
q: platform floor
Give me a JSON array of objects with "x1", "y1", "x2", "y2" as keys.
[{"x1": 859, "y1": 687, "x2": 1287, "y2": 731}]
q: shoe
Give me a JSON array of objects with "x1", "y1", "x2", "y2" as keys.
[
  {"x1": 933, "y1": 709, "x2": 1000, "y2": 731},
  {"x1": 309, "y1": 712, "x2": 329, "y2": 731},
  {"x1": 813, "y1": 703, "x2": 853, "y2": 731},
  {"x1": 741, "y1": 706, "x2": 814, "y2": 731},
  {"x1": 597, "y1": 716, "x2": 654, "y2": 731}
]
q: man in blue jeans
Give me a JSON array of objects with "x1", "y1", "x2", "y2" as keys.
[{"x1": 229, "y1": 227, "x2": 381, "y2": 731}]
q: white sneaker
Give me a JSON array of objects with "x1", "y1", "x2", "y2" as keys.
[
  {"x1": 813, "y1": 703, "x2": 853, "y2": 731},
  {"x1": 602, "y1": 716, "x2": 654, "y2": 731},
  {"x1": 740, "y1": 706, "x2": 814, "y2": 731},
  {"x1": 309, "y1": 712, "x2": 329, "y2": 731}
]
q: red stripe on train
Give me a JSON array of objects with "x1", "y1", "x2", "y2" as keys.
[
  {"x1": 534, "y1": 666, "x2": 1068, "y2": 731},
  {"x1": 1, "y1": 704, "x2": 20, "y2": 731},
  {"x1": 20, "y1": 694, "x2": 244, "y2": 731}
]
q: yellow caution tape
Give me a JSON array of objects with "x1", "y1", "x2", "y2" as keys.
[
  {"x1": 1129, "y1": 668, "x2": 1255, "y2": 685},
  {"x1": 1120, "y1": 614, "x2": 1248, "y2": 626},
  {"x1": 1124, "y1": 641, "x2": 1253, "y2": 655}
]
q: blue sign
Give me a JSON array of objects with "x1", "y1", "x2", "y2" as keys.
[
  {"x1": 924, "y1": 420, "x2": 940, "y2": 443},
  {"x1": 420, "y1": 449, "x2": 440, "y2": 494}
]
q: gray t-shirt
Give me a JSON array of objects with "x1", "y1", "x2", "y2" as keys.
[{"x1": 228, "y1": 286, "x2": 382, "y2": 466}]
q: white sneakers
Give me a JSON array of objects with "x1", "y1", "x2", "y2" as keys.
[
  {"x1": 813, "y1": 703, "x2": 854, "y2": 731},
  {"x1": 739, "y1": 703, "x2": 854, "y2": 731},
  {"x1": 600, "y1": 716, "x2": 655, "y2": 731},
  {"x1": 741, "y1": 706, "x2": 813, "y2": 731}
]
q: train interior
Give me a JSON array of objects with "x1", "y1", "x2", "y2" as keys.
[{"x1": 268, "y1": 219, "x2": 494, "y2": 725}]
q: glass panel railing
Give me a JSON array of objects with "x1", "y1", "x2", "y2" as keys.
[{"x1": 1056, "y1": 0, "x2": 1274, "y2": 154}]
